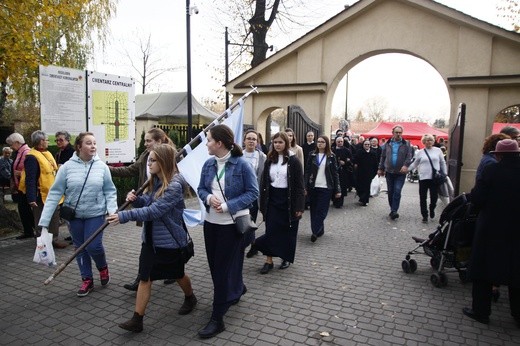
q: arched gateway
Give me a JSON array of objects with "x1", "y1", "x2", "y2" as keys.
[{"x1": 227, "y1": 0, "x2": 520, "y2": 193}]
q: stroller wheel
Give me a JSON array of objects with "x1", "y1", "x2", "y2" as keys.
[
  {"x1": 401, "y1": 260, "x2": 411, "y2": 273},
  {"x1": 431, "y1": 272, "x2": 448, "y2": 288},
  {"x1": 409, "y1": 259, "x2": 418, "y2": 273}
]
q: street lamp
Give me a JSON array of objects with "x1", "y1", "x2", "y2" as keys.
[
  {"x1": 186, "y1": 1, "x2": 199, "y2": 141},
  {"x1": 224, "y1": 27, "x2": 273, "y2": 109}
]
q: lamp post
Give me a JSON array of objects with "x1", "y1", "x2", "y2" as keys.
[
  {"x1": 224, "y1": 27, "x2": 272, "y2": 109},
  {"x1": 186, "y1": 0, "x2": 198, "y2": 141}
]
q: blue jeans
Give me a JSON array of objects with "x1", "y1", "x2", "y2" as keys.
[
  {"x1": 69, "y1": 215, "x2": 107, "y2": 280},
  {"x1": 385, "y1": 173, "x2": 406, "y2": 213},
  {"x1": 310, "y1": 188, "x2": 332, "y2": 236}
]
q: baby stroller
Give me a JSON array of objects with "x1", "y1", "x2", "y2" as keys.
[
  {"x1": 401, "y1": 193, "x2": 477, "y2": 287},
  {"x1": 407, "y1": 169, "x2": 419, "y2": 183}
]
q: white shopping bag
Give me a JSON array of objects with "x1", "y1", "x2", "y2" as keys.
[
  {"x1": 33, "y1": 227, "x2": 56, "y2": 267},
  {"x1": 370, "y1": 175, "x2": 382, "y2": 197}
]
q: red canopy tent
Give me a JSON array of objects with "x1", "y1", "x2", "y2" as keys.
[
  {"x1": 361, "y1": 122, "x2": 448, "y2": 148},
  {"x1": 492, "y1": 122, "x2": 520, "y2": 134}
]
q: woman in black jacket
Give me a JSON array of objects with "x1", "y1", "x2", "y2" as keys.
[
  {"x1": 462, "y1": 139, "x2": 520, "y2": 325},
  {"x1": 353, "y1": 140, "x2": 379, "y2": 206},
  {"x1": 255, "y1": 132, "x2": 305, "y2": 273},
  {"x1": 305, "y1": 136, "x2": 341, "y2": 242}
]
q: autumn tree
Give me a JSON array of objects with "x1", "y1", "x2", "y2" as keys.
[
  {"x1": 0, "y1": 0, "x2": 117, "y2": 120},
  {"x1": 497, "y1": 0, "x2": 520, "y2": 32}
]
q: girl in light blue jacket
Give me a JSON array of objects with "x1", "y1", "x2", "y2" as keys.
[{"x1": 39, "y1": 132, "x2": 118, "y2": 297}]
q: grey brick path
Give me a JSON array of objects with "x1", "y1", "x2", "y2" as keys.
[{"x1": 1, "y1": 181, "x2": 519, "y2": 345}]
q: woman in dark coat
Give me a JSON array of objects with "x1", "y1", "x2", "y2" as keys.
[
  {"x1": 332, "y1": 136, "x2": 353, "y2": 208},
  {"x1": 462, "y1": 139, "x2": 520, "y2": 325},
  {"x1": 305, "y1": 135, "x2": 341, "y2": 242},
  {"x1": 255, "y1": 132, "x2": 305, "y2": 273},
  {"x1": 353, "y1": 140, "x2": 379, "y2": 206}
]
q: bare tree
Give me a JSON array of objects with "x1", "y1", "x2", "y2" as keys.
[
  {"x1": 122, "y1": 33, "x2": 182, "y2": 94},
  {"x1": 364, "y1": 96, "x2": 388, "y2": 122}
]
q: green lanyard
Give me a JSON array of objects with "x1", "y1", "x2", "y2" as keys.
[{"x1": 216, "y1": 166, "x2": 225, "y2": 182}]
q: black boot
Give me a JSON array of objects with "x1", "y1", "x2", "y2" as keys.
[
  {"x1": 123, "y1": 275, "x2": 140, "y2": 292},
  {"x1": 178, "y1": 294, "x2": 197, "y2": 315},
  {"x1": 246, "y1": 244, "x2": 258, "y2": 258},
  {"x1": 198, "y1": 318, "x2": 225, "y2": 339},
  {"x1": 119, "y1": 312, "x2": 144, "y2": 332}
]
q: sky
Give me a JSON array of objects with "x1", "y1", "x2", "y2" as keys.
[{"x1": 87, "y1": 0, "x2": 512, "y2": 123}]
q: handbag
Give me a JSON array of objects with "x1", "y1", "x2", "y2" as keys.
[
  {"x1": 165, "y1": 219, "x2": 194, "y2": 264},
  {"x1": 215, "y1": 170, "x2": 258, "y2": 235},
  {"x1": 424, "y1": 149, "x2": 447, "y2": 186},
  {"x1": 60, "y1": 161, "x2": 93, "y2": 221}
]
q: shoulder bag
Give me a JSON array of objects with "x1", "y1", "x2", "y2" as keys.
[
  {"x1": 215, "y1": 168, "x2": 258, "y2": 235},
  {"x1": 60, "y1": 162, "x2": 93, "y2": 221},
  {"x1": 424, "y1": 149, "x2": 446, "y2": 186},
  {"x1": 164, "y1": 219, "x2": 194, "y2": 264}
]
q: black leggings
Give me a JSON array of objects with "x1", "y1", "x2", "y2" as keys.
[{"x1": 418, "y1": 179, "x2": 438, "y2": 218}]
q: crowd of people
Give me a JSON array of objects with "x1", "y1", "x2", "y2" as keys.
[{"x1": 3, "y1": 122, "x2": 520, "y2": 336}]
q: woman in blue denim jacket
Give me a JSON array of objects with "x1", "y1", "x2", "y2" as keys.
[
  {"x1": 196, "y1": 124, "x2": 259, "y2": 339},
  {"x1": 108, "y1": 144, "x2": 196, "y2": 333}
]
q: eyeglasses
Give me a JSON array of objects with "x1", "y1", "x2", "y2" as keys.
[
  {"x1": 317, "y1": 141, "x2": 326, "y2": 144},
  {"x1": 245, "y1": 137, "x2": 257, "y2": 141},
  {"x1": 55, "y1": 138, "x2": 65, "y2": 143}
]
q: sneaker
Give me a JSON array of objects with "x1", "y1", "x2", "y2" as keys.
[
  {"x1": 77, "y1": 278, "x2": 94, "y2": 297},
  {"x1": 99, "y1": 266, "x2": 110, "y2": 286}
]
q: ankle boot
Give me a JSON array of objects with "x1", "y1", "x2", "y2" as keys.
[
  {"x1": 119, "y1": 312, "x2": 144, "y2": 333},
  {"x1": 123, "y1": 275, "x2": 140, "y2": 292},
  {"x1": 178, "y1": 294, "x2": 197, "y2": 315},
  {"x1": 198, "y1": 318, "x2": 225, "y2": 339}
]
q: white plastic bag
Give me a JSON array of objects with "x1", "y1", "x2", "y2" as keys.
[
  {"x1": 370, "y1": 175, "x2": 382, "y2": 197},
  {"x1": 438, "y1": 176, "x2": 455, "y2": 205},
  {"x1": 33, "y1": 227, "x2": 56, "y2": 267}
]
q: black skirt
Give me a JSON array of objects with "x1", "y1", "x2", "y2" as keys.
[
  {"x1": 255, "y1": 186, "x2": 299, "y2": 263},
  {"x1": 138, "y1": 242, "x2": 185, "y2": 281}
]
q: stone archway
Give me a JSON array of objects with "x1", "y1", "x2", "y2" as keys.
[{"x1": 228, "y1": 0, "x2": 520, "y2": 192}]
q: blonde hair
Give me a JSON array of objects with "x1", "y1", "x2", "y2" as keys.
[{"x1": 421, "y1": 134, "x2": 434, "y2": 144}]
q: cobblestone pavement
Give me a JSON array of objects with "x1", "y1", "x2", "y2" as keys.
[{"x1": 1, "y1": 181, "x2": 519, "y2": 345}]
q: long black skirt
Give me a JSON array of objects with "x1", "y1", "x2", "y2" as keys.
[
  {"x1": 138, "y1": 242, "x2": 185, "y2": 281},
  {"x1": 255, "y1": 187, "x2": 299, "y2": 263}
]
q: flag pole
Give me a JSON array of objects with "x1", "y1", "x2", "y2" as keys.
[{"x1": 176, "y1": 86, "x2": 258, "y2": 160}]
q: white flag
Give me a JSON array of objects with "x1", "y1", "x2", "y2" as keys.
[{"x1": 179, "y1": 99, "x2": 245, "y2": 226}]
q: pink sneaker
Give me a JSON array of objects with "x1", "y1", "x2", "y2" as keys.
[
  {"x1": 77, "y1": 278, "x2": 94, "y2": 297},
  {"x1": 99, "y1": 266, "x2": 110, "y2": 286}
]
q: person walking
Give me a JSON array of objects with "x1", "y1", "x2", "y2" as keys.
[
  {"x1": 377, "y1": 125, "x2": 412, "y2": 220},
  {"x1": 332, "y1": 136, "x2": 353, "y2": 208},
  {"x1": 404, "y1": 134, "x2": 447, "y2": 223},
  {"x1": 242, "y1": 129, "x2": 266, "y2": 259},
  {"x1": 196, "y1": 124, "x2": 259, "y2": 339},
  {"x1": 38, "y1": 132, "x2": 118, "y2": 296},
  {"x1": 255, "y1": 132, "x2": 305, "y2": 273},
  {"x1": 462, "y1": 139, "x2": 520, "y2": 326},
  {"x1": 54, "y1": 131, "x2": 75, "y2": 167},
  {"x1": 353, "y1": 139, "x2": 379, "y2": 207},
  {"x1": 108, "y1": 144, "x2": 196, "y2": 333},
  {"x1": 6, "y1": 133, "x2": 35, "y2": 239},
  {"x1": 110, "y1": 127, "x2": 175, "y2": 291},
  {"x1": 0, "y1": 147, "x2": 13, "y2": 203},
  {"x1": 305, "y1": 135, "x2": 341, "y2": 242},
  {"x1": 19, "y1": 130, "x2": 68, "y2": 248},
  {"x1": 284, "y1": 128, "x2": 304, "y2": 164}
]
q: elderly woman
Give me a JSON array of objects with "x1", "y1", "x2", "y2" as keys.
[
  {"x1": 0, "y1": 147, "x2": 13, "y2": 188},
  {"x1": 19, "y1": 130, "x2": 68, "y2": 248},
  {"x1": 405, "y1": 134, "x2": 447, "y2": 223},
  {"x1": 6, "y1": 133, "x2": 34, "y2": 239},
  {"x1": 463, "y1": 139, "x2": 520, "y2": 326},
  {"x1": 55, "y1": 130, "x2": 75, "y2": 166}
]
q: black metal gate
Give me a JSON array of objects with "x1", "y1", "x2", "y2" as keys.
[
  {"x1": 287, "y1": 105, "x2": 322, "y2": 146},
  {"x1": 447, "y1": 103, "x2": 466, "y2": 195}
]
